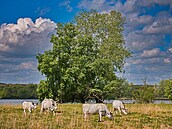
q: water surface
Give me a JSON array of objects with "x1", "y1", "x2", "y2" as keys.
[{"x1": 0, "y1": 99, "x2": 171, "y2": 105}]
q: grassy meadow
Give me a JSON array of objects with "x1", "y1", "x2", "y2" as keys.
[{"x1": 0, "y1": 103, "x2": 172, "y2": 129}]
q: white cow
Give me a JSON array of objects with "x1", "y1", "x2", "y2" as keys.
[
  {"x1": 112, "y1": 100, "x2": 128, "y2": 115},
  {"x1": 40, "y1": 99, "x2": 57, "y2": 115},
  {"x1": 22, "y1": 101, "x2": 37, "y2": 115},
  {"x1": 83, "y1": 103, "x2": 113, "y2": 122}
]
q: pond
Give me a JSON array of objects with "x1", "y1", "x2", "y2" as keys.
[
  {"x1": 0, "y1": 99, "x2": 171, "y2": 105},
  {"x1": 104, "y1": 99, "x2": 172, "y2": 104},
  {"x1": 0, "y1": 99, "x2": 39, "y2": 105}
]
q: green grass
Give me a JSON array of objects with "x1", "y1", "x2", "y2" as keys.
[{"x1": 0, "y1": 104, "x2": 172, "y2": 129}]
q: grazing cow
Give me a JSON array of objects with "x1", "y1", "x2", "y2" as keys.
[
  {"x1": 40, "y1": 99, "x2": 57, "y2": 115},
  {"x1": 22, "y1": 101, "x2": 37, "y2": 115},
  {"x1": 112, "y1": 100, "x2": 128, "y2": 115},
  {"x1": 82, "y1": 103, "x2": 113, "y2": 122}
]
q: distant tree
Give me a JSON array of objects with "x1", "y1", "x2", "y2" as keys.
[
  {"x1": 36, "y1": 10, "x2": 131, "y2": 102},
  {"x1": 154, "y1": 84, "x2": 165, "y2": 98},
  {"x1": 132, "y1": 86, "x2": 155, "y2": 103},
  {"x1": 159, "y1": 79, "x2": 172, "y2": 101}
]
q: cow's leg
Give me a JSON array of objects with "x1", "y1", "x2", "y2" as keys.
[
  {"x1": 40, "y1": 108, "x2": 44, "y2": 114},
  {"x1": 28, "y1": 108, "x2": 32, "y2": 114},
  {"x1": 114, "y1": 108, "x2": 118, "y2": 114},
  {"x1": 53, "y1": 110, "x2": 56, "y2": 116},
  {"x1": 118, "y1": 107, "x2": 122, "y2": 115},
  {"x1": 23, "y1": 109, "x2": 26, "y2": 115},
  {"x1": 98, "y1": 112, "x2": 102, "y2": 122},
  {"x1": 84, "y1": 113, "x2": 87, "y2": 121}
]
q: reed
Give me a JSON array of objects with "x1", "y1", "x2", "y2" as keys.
[{"x1": 0, "y1": 103, "x2": 171, "y2": 129}]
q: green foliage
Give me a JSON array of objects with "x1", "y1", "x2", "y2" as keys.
[
  {"x1": 104, "y1": 78, "x2": 132, "y2": 99},
  {"x1": 132, "y1": 86, "x2": 156, "y2": 103},
  {"x1": 154, "y1": 84, "x2": 166, "y2": 98},
  {"x1": 159, "y1": 79, "x2": 172, "y2": 100},
  {"x1": 37, "y1": 10, "x2": 131, "y2": 102},
  {"x1": 75, "y1": 10, "x2": 131, "y2": 72},
  {"x1": 37, "y1": 80, "x2": 53, "y2": 102},
  {"x1": 0, "y1": 84, "x2": 37, "y2": 99}
]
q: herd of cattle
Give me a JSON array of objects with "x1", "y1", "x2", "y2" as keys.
[{"x1": 22, "y1": 99, "x2": 129, "y2": 122}]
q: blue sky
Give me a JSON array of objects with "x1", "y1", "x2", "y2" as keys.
[{"x1": 0, "y1": 0, "x2": 172, "y2": 84}]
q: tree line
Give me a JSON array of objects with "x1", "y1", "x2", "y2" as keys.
[
  {"x1": 0, "y1": 84, "x2": 37, "y2": 99},
  {"x1": 0, "y1": 81, "x2": 171, "y2": 104}
]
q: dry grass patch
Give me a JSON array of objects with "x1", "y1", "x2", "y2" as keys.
[{"x1": 0, "y1": 103, "x2": 171, "y2": 129}]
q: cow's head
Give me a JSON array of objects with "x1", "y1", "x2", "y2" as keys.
[
  {"x1": 106, "y1": 112, "x2": 114, "y2": 120},
  {"x1": 51, "y1": 101, "x2": 57, "y2": 111},
  {"x1": 123, "y1": 105, "x2": 132, "y2": 115},
  {"x1": 32, "y1": 102, "x2": 37, "y2": 109},
  {"x1": 122, "y1": 108, "x2": 128, "y2": 115}
]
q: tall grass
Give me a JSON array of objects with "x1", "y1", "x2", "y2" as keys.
[{"x1": 0, "y1": 103, "x2": 171, "y2": 129}]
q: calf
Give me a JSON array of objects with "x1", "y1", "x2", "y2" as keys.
[
  {"x1": 83, "y1": 103, "x2": 113, "y2": 122},
  {"x1": 112, "y1": 100, "x2": 128, "y2": 115},
  {"x1": 22, "y1": 101, "x2": 37, "y2": 115},
  {"x1": 40, "y1": 99, "x2": 57, "y2": 115}
]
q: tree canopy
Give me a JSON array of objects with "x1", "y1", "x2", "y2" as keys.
[{"x1": 36, "y1": 10, "x2": 131, "y2": 102}]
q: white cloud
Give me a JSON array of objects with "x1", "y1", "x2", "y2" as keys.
[
  {"x1": 78, "y1": 0, "x2": 117, "y2": 11},
  {"x1": 168, "y1": 48, "x2": 172, "y2": 52},
  {"x1": 126, "y1": 14, "x2": 154, "y2": 28},
  {"x1": 130, "y1": 57, "x2": 161, "y2": 65},
  {"x1": 164, "y1": 58, "x2": 171, "y2": 63},
  {"x1": 0, "y1": 18, "x2": 56, "y2": 56},
  {"x1": 18, "y1": 62, "x2": 35, "y2": 70},
  {"x1": 123, "y1": 0, "x2": 137, "y2": 13},
  {"x1": 141, "y1": 48, "x2": 161, "y2": 58},
  {"x1": 143, "y1": 20, "x2": 172, "y2": 34},
  {"x1": 35, "y1": 7, "x2": 50, "y2": 16},
  {"x1": 59, "y1": 0, "x2": 73, "y2": 12},
  {"x1": 126, "y1": 31, "x2": 163, "y2": 51},
  {"x1": 143, "y1": 11, "x2": 172, "y2": 34},
  {"x1": 137, "y1": 0, "x2": 172, "y2": 8},
  {"x1": 0, "y1": 17, "x2": 56, "y2": 83}
]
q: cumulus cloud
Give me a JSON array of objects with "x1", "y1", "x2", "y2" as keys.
[
  {"x1": 0, "y1": 17, "x2": 56, "y2": 57},
  {"x1": 164, "y1": 58, "x2": 171, "y2": 63},
  {"x1": 18, "y1": 61, "x2": 35, "y2": 70},
  {"x1": 127, "y1": 14, "x2": 153, "y2": 27},
  {"x1": 141, "y1": 48, "x2": 161, "y2": 58},
  {"x1": 168, "y1": 48, "x2": 172, "y2": 52},
  {"x1": 143, "y1": 16, "x2": 172, "y2": 34},
  {"x1": 126, "y1": 31, "x2": 164, "y2": 51},
  {"x1": 136, "y1": 0, "x2": 172, "y2": 8},
  {"x1": 0, "y1": 17, "x2": 56, "y2": 83}
]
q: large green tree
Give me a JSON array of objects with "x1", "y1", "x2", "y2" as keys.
[{"x1": 37, "y1": 10, "x2": 131, "y2": 102}]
